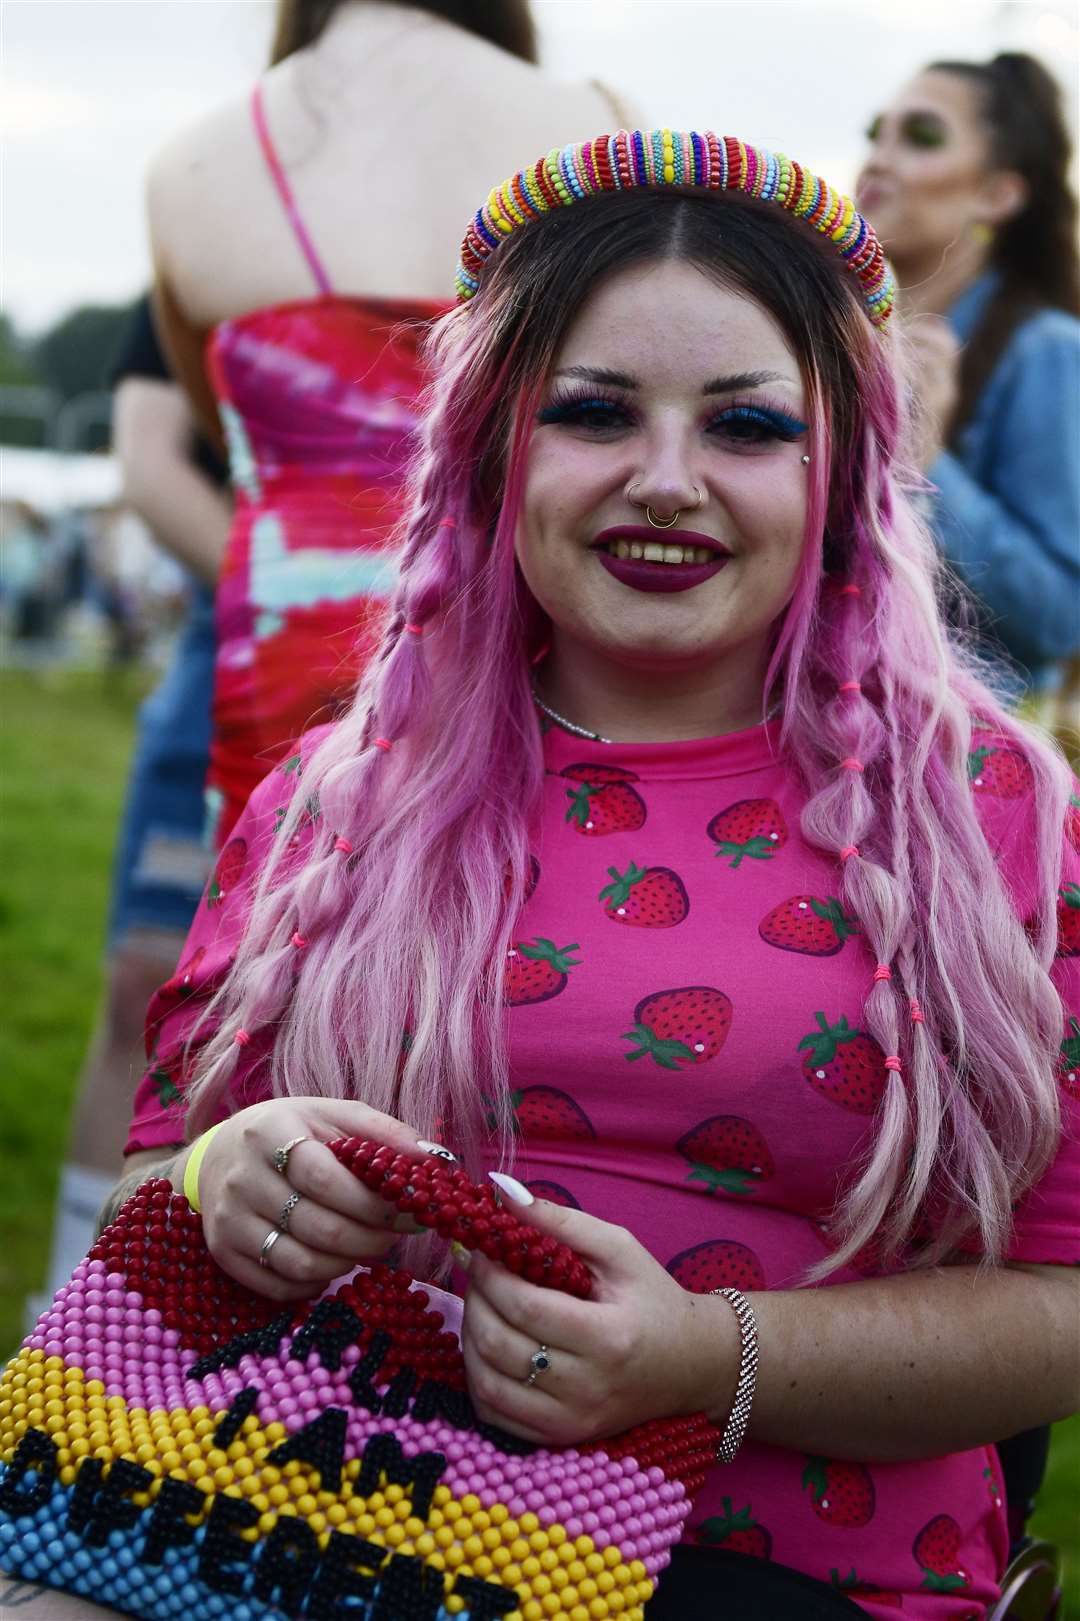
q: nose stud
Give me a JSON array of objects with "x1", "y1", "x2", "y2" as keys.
[{"x1": 646, "y1": 506, "x2": 680, "y2": 529}]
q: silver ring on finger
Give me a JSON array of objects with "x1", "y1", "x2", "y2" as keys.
[
  {"x1": 258, "y1": 1227, "x2": 283, "y2": 1269},
  {"x1": 524, "y1": 1344, "x2": 552, "y2": 1386},
  {"x1": 272, "y1": 1135, "x2": 309, "y2": 1178},
  {"x1": 277, "y1": 1190, "x2": 302, "y2": 1234}
]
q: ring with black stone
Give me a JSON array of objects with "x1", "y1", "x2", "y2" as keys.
[
  {"x1": 524, "y1": 1344, "x2": 551, "y2": 1386},
  {"x1": 277, "y1": 1190, "x2": 302, "y2": 1234}
]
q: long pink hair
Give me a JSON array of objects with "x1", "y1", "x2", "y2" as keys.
[{"x1": 187, "y1": 190, "x2": 1071, "y2": 1278}]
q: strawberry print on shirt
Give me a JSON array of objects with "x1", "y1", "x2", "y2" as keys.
[{"x1": 126, "y1": 718, "x2": 1080, "y2": 1620}]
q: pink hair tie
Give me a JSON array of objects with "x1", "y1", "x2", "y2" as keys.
[
  {"x1": 333, "y1": 836, "x2": 353, "y2": 854},
  {"x1": 438, "y1": 516, "x2": 457, "y2": 530},
  {"x1": 234, "y1": 1029, "x2": 251, "y2": 1048},
  {"x1": 404, "y1": 623, "x2": 423, "y2": 637},
  {"x1": 873, "y1": 964, "x2": 892, "y2": 983},
  {"x1": 909, "y1": 998, "x2": 925, "y2": 1025},
  {"x1": 839, "y1": 583, "x2": 862, "y2": 598},
  {"x1": 839, "y1": 681, "x2": 862, "y2": 694},
  {"x1": 839, "y1": 845, "x2": 860, "y2": 861},
  {"x1": 883, "y1": 1056, "x2": 903, "y2": 1073},
  {"x1": 373, "y1": 738, "x2": 394, "y2": 753},
  {"x1": 291, "y1": 932, "x2": 308, "y2": 950},
  {"x1": 841, "y1": 757, "x2": 864, "y2": 772}
]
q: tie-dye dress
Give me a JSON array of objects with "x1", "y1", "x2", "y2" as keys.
[{"x1": 204, "y1": 294, "x2": 445, "y2": 845}]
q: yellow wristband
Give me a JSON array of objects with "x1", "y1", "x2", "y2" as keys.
[{"x1": 182, "y1": 1122, "x2": 226, "y2": 1214}]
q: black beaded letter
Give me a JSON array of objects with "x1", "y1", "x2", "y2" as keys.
[
  {"x1": 142, "y1": 1477, "x2": 207, "y2": 1564},
  {"x1": 266, "y1": 1407, "x2": 348, "y2": 1493},
  {"x1": 252, "y1": 1514, "x2": 320, "y2": 1616},
  {"x1": 346, "y1": 1329, "x2": 391, "y2": 1412},
  {"x1": 289, "y1": 1300, "x2": 363, "y2": 1372},
  {"x1": 305, "y1": 1531, "x2": 387, "y2": 1621},
  {"x1": 354, "y1": 1433, "x2": 447, "y2": 1522},
  {"x1": 370, "y1": 1551, "x2": 445, "y2": 1621},
  {"x1": 451, "y1": 1572, "x2": 521, "y2": 1619},
  {"x1": 196, "y1": 1492, "x2": 260, "y2": 1594},
  {"x1": 187, "y1": 1310, "x2": 292, "y2": 1379},
  {"x1": 66, "y1": 1456, "x2": 153, "y2": 1547},
  {"x1": 0, "y1": 1428, "x2": 58, "y2": 1513},
  {"x1": 212, "y1": 1385, "x2": 260, "y2": 1449}
]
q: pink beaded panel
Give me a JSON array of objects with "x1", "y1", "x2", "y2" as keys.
[{"x1": 0, "y1": 1139, "x2": 721, "y2": 1621}]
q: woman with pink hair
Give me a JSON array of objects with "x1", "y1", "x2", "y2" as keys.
[{"x1": 112, "y1": 133, "x2": 1079, "y2": 1617}]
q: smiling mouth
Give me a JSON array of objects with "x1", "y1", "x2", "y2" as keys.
[{"x1": 597, "y1": 538, "x2": 719, "y2": 566}]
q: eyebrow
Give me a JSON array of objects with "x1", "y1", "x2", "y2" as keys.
[{"x1": 552, "y1": 364, "x2": 795, "y2": 393}]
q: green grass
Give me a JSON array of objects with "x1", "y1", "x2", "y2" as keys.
[{"x1": 0, "y1": 666, "x2": 1077, "y2": 1608}]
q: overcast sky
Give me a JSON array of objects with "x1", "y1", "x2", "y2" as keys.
[{"x1": 3, "y1": 0, "x2": 1077, "y2": 334}]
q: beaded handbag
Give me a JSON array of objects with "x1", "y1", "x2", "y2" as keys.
[{"x1": 0, "y1": 1137, "x2": 720, "y2": 1621}]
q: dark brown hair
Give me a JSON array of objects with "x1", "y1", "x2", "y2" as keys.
[
  {"x1": 269, "y1": 0, "x2": 537, "y2": 67},
  {"x1": 928, "y1": 53, "x2": 1080, "y2": 436}
]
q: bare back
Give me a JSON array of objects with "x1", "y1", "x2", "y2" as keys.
[{"x1": 150, "y1": 5, "x2": 635, "y2": 328}]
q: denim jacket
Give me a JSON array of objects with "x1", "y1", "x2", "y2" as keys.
[{"x1": 928, "y1": 272, "x2": 1080, "y2": 689}]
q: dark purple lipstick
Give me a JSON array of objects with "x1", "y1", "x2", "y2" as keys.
[{"x1": 591, "y1": 525, "x2": 731, "y2": 595}]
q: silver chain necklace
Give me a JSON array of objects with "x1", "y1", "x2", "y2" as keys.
[
  {"x1": 531, "y1": 686, "x2": 613, "y2": 744},
  {"x1": 531, "y1": 682, "x2": 782, "y2": 745}
]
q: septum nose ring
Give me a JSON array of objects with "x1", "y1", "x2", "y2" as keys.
[
  {"x1": 646, "y1": 506, "x2": 680, "y2": 529},
  {"x1": 629, "y1": 483, "x2": 701, "y2": 530}
]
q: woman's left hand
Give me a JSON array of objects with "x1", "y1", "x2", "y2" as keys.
[{"x1": 460, "y1": 1196, "x2": 738, "y2": 1445}]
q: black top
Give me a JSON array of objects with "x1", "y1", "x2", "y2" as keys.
[{"x1": 110, "y1": 295, "x2": 227, "y2": 488}]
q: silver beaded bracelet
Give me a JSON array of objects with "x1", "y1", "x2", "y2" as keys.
[{"x1": 709, "y1": 1286, "x2": 759, "y2": 1464}]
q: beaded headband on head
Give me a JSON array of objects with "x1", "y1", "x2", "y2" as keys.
[{"x1": 456, "y1": 128, "x2": 896, "y2": 329}]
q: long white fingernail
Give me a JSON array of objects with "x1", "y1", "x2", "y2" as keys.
[
  {"x1": 488, "y1": 1171, "x2": 534, "y2": 1205},
  {"x1": 450, "y1": 1241, "x2": 472, "y2": 1269},
  {"x1": 417, "y1": 1140, "x2": 457, "y2": 1161}
]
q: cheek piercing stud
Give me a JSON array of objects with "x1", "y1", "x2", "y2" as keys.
[{"x1": 801, "y1": 454, "x2": 811, "y2": 466}]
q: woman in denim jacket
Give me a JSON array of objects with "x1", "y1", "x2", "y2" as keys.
[{"x1": 858, "y1": 52, "x2": 1080, "y2": 695}]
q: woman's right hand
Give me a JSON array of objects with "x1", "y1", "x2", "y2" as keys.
[{"x1": 173, "y1": 1098, "x2": 430, "y2": 1300}]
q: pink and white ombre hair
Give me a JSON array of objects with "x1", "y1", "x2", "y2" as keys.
[{"x1": 187, "y1": 190, "x2": 1072, "y2": 1278}]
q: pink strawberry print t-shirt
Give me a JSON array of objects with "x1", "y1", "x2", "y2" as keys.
[{"x1": 126, "y1": 717, "x2": 1080, "y2": 1620}]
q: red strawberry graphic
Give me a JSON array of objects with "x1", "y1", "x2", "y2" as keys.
[
  {"x1": 912, "y1": 1514, "x2": 969, "y2": 1591},
  {"x1": 830, "y1": 1569, "x2": 902, "y2": 1608},
  {"x1": 562, "y1": 763, "x2": 647, "y2": 836},
  {"x1": 677, "y1": 1116, "x2": 774, "y2": 1195},
  {"x1": 1056, "y1": 1016, "x2": 1080, "y2": 1099},
  {"x1": 599, "y1": 862, "x2": 689, "y2": 927},
  {"x1": 697, "y1": 1498, "x2": 772, "y2": 1559},
  {"x1": 159, "y1": 946, "x2": 207, "y2": 1001},
  {"x1": 504, "y1": 938, "x2": 580, "y2": 1006},
  {"x1": 624, "y1": 986, "x2": 733, "y2": 1069},
  {"x1": 798, "y1": 1012, "x2": 887, "y2": 1114},
  {"x1": 207, "y1": 837, "x2": 248, "y2": 909},
  {"x1": 759, "y1": 895, "x2": 858, "y2": 955},
  {"x1": 526, "y1": 1181, "x2": 581, "y2": 1209},
  {"x1": 667, "y1": 1239, "x2": 765, "y2": 1293},
  {"x1": 1056, "y1": 883, "x2": 1080, "y2": 956},
  {"x1": 967, "y1": 737, "x2": 1034, "y2": 797},
  {"x1": 510, "y1": 1087, "x2": 595, "y2": 1141},
  {"x1": 707, "y1": 799, "x2": 789, "y2": 868},
  {"x1": 802, "y1": 1458, "x2": 875, "y2": 1527}
]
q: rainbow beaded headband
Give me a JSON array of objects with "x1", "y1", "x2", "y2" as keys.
[{"x1": 456, "y1": 128, "x2": 896, "y2": 329}]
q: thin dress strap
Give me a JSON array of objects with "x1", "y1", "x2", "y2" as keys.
[{"x1": 251, "y1": 82, "x2": 334, "y2": 296}]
